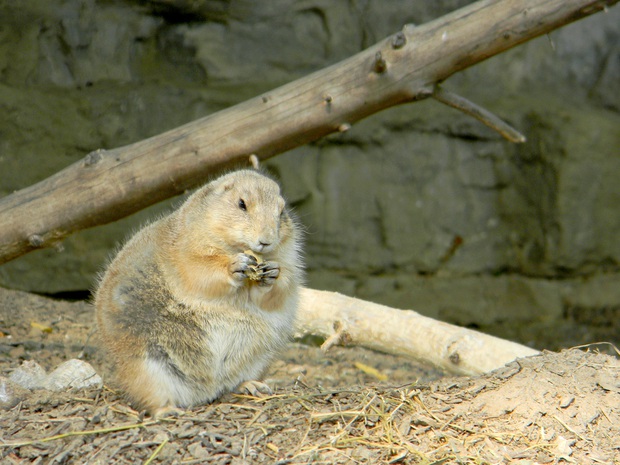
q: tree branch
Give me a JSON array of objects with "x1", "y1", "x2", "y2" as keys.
[
  {"x1": 296, "y1": 288, "x2": 540, "y2": 375},
  {"x1": 0, "y1": 0, "x2": 616, "y2": 264},
  {"x1": 432, "y1": 86, "x2": 526, "y2": 143}
]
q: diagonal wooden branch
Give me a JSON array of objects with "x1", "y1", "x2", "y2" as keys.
[{"x1": 0, "y1": 0, "x2": 615, "y2": 265}]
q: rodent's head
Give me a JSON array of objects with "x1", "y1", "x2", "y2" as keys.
[{"x1": 178, "y1": 170, "x2": 295, "y2": 255}]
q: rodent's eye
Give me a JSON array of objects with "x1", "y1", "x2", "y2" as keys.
[{"x1": 238, "y1": 199, "x2": 247, "y2": 211}]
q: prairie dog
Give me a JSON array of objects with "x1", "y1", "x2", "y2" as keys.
[{"x1": 94, "y1": 169, "x2": 302, "y2": 414}]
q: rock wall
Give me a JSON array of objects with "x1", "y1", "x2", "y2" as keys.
[{"x1": 0, "y1": 0, "x2": 618, "y2": 348}]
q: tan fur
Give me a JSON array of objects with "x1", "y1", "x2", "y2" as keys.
[{"x1": 94, "y1": 170, "x2": 302, "y2": 414}]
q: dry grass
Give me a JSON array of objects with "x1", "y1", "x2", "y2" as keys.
[
  {"x1": 1, "y1": 288, "x2": 618, "y2": 464},
  {"x1": 1, "y1": 349, "x2": 618, "y2": 464}
]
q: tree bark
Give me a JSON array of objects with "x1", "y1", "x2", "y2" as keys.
[
  {"x1": 0, "y1": 0, "x2": 616, "y2": 264},
  {"x1": 296, "y1": 288, "x2": 540, "y2": 376}
]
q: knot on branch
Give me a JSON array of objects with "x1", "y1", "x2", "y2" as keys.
[
  {"x1": 28, "y1": 234, "x2": 44, "y2": 248},
  {"x1": 391, "y1": 32, "x2": 406, "y2": 49},
  {"x1": 373, "y1": 52, "x2": 387, "y2": 74},
  {"x1": 83, "y1": 149, "x2": 105, "y2": 167},
  {"x1": 320, "y1": 320, "x2": 352, "y2": 352}
]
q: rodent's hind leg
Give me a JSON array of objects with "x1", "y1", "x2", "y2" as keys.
[
  {"x1": 236, "y1": 380, "x2": 273, "y2": 397},
  {"x1": 117, "y1": 356, "x2": 195, "y2": 415},
  {"x1": 152, "y1": 406, "x2": 185, "y2": 420}
]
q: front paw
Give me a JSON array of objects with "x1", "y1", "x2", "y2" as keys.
[
  {"x1": 229, "y1": 253, "x2": 258, "y2": 281},
  {"x1": 255, "y1": 261, "x2": 280, "y2": 287}
]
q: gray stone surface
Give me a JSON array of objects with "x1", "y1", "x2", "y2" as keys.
[
  {"x1": 9, "y1": 360, "x2": 47, "y2": 390},
  {"x1": 7, "y1": 359, "x2": 102, "y2": 392},
  {"x1": 0, "y1": 376, "x2": 30, "y2": 409},
  {"x1": 43, "y1": 359, "x2": 103, "y2": 392},
  {"x1": 0, "y1": 0, "x2": 618, "y2": 346}
]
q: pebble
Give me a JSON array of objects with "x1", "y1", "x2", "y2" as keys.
[
  {"x1": 43, "y1": 359, "x2": 103, "y2": 391},
  {"x1": 188, "y1": 442, "x2": 209, "y2": 459},
  {"x1": 0, "y1": 376, "x2": 31, "y2": 409},
  {"x1": 9, "y1": 360, "x2": 47, "y2": 389},
  {"x1": 7, "y1": 359, "x2": 103, "y2": 395}
]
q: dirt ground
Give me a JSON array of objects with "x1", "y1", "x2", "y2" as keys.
[{"x1": 1, "y1": 286, "x2": 618, "y2": 464}]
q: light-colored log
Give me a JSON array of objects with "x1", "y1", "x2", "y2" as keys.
[{"x1": 296, "y1": 288, "x2": 540, "y2": 375}]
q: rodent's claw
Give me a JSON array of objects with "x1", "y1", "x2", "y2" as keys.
[
  {"x1": 230, "y1": 253, "x2": 258, "y2": 281},
  {"x1": 236, "y1": 380, "x2": 273, "y2": 397},
  {"x1": 256, "y1": 261, "x2": 280, "y2": 286},
  {"x1": 152, "y1": 406, "x2": 185, "y2": 420},
  {"x1": 257, "y1": 261, "x2": 279, "y2": 275},
  {"x1": 244, "y1": 253, "x2": 259, "y2": 267}
]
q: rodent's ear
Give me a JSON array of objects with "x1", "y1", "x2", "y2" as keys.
[{"x1": 210, "y1": 180, "x2": 235, "y2": 195}]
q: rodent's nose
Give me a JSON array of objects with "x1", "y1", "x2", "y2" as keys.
[
  {"x1": 250, "y1": 240, "x2": 273, "y2": 253},
  {"x1": 258, "y1": 241, "x2": 271, "y2": 251},
  {"x1": 252, "y1": 226, "x2": 277, "y2": 253}
]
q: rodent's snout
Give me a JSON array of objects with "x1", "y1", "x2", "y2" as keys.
[
  {"x1": 252, "y1": 242, "x2": 270, "y2": 253},
  {"x1": 249, "y1": 224, "x2": 279, "y2": 254},
  {"x1": 250, "y1": 237, "x2": 275, "y2": 254},
  {"x1": 245, "y1": 197, "x2": 285, "y2": 254}
]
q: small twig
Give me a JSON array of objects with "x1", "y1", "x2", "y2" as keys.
[
  {"x1": 413, "y1": 396, "x2": 441, "y2": 423},
  {"x1": 569, "y1": 341, "x2": 620, "y2": 356},
  {"x1": 143, "y1": 438, "x2": 169, "y2": 465},
  {"x1": 0, "y1": 421, "x2": 156, "y2": 448},
  {"x1": 552, "y1": 415, "x2": 589, "y2": 442},
  {"x1": 439, "y1": 413, "x2": 462, "y2": 431},
  {"x1": 392, "y1": 418, "x2": 430, "y2": 462},
  {"x1": 329, "y1": 394, "x2": 378, "y2": 445},
  {"x1": 320, "y1": 321, "x2": 352, "y2": 353},
  {"x1": 311, "y1": 410, "x2": 372, "y2": 422},
  {"x1": 247, "y1": 405, "x2": 272, "y2": 427},
  {"x1": 293, "y1": 419, "x2": 313, "y2": 457},
  {"x1": 432, "y1": 85, "x2": 526, "y2": 143}
]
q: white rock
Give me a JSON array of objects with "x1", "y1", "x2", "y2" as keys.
[
  {"x1": 43, "y1": 359, "x2": 103, "y2": 391},
  {"x1": 0, "y1": 376, "x2": 30, "y2": 409},
  {"x1": 9, "y1": 360, "x2": 47, "y2": 389}
]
